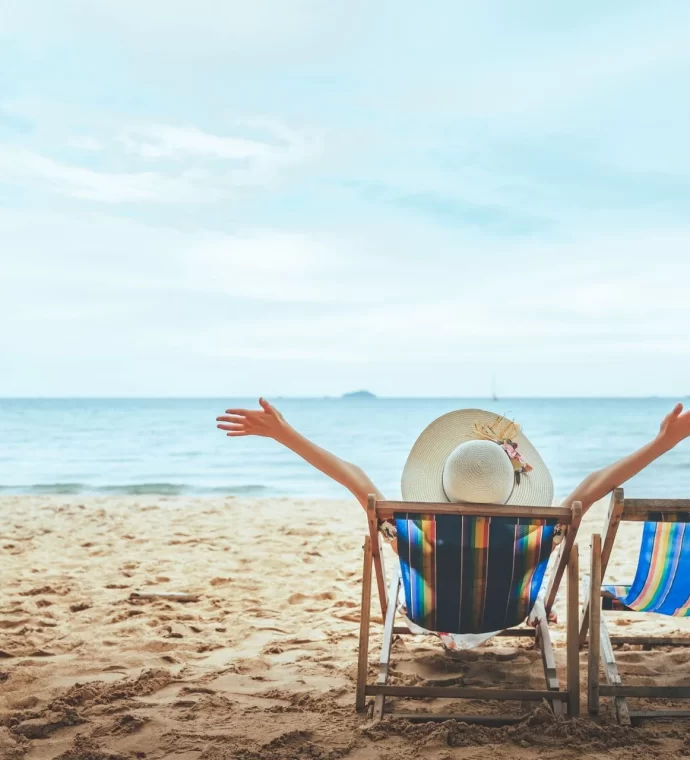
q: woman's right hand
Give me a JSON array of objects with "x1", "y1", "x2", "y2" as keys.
[
  {"x1": 657, "y1": 402, "x2": 690, "y2": 447},
  {"x1": 217, "y1": 396, "x2": 383, "y2": 510},
  {"x1": 216, "y1": 397, "x2": 290, "y2": 442}
]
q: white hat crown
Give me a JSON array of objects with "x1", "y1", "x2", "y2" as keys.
[{"x1": 442, "y1": 439, "x2": 514, "y2": 504}]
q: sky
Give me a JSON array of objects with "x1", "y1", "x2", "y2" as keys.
[{"x1": 2, "y1": 0, "x2": 690, "y2": 398}]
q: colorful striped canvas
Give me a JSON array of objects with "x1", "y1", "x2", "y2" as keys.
[
  {"x1": 601, "y1": 521, "x2": 690, "y2": 616},
  {"x1": 394, "y1": 513, "x2": 559, "y2": 634}
]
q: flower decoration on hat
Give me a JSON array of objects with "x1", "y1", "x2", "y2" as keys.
[{"x1": 472, "y1": 417, "x2": 533, "y2": 485}]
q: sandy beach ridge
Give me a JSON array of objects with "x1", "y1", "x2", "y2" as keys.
[{"x1": 3, "y1": 495, "x2": 690, "y2": 759}]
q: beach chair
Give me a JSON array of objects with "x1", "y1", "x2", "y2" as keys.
[
  {"x1": 582, "y1": 488, "x2": 690, "y2": 725},
  {"x1": 356, "y1": 495, "x2": 583, "y2": 724}
]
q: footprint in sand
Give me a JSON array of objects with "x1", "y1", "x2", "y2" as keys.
[
  {"x1": 288, "y1": 593, "x2": 308, "y2": 604},
  {"x1": 69, "y1": 602, "x2": 91, "y2": 612},
  {"x1": 210, "y1": 577, "x2": 233, "y2": 587},
  {"x1": 0, "y1": 619, "x2": 30, "y2": 629},
  {"x1": 616, "y1": 652, "x2": 645, "y2": 663},
  {"x1": 669, "y1": 651, "x2": 690, "y2": 665},
  {"x1": 332, "y1": 611, "x2": 360, "y2": 623},
  {"x1": 283, "y1": 629, "x2": 328, "y2": 645},
  {"x1": 108, "y1": 610, "x2": 144, "y2": 624},
  {"x1": 19, "y1": 586, "x2": 61, "y2": 597},
  {"x1": 288, "y1": 591, "x2": 335, "y2": 605}
]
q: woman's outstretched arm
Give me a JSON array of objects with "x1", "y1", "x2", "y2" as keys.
[
  {"x1": 216, "y1": 397, "x2": 384, "y2": 509},
  {"x1": 562, "y1": 402, "x2": 690, "y2": 514}
]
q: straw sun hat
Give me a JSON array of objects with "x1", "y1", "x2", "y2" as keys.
[{"x1": 401, "y1": 409, "x2": 554, "y2": 506}]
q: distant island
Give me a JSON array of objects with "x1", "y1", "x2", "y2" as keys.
[{"x1": 341, "y1": 390, "x2": 377, "y2": 399}]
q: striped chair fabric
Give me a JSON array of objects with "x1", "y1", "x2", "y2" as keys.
[
  {"x1": 601, "y1": 521, "x2": 690, "y2": 616},
  {"x1": 394, "y1": 512, "x2": 559, "y2": 635}
]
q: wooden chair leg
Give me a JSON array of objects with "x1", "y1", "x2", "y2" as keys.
[
  {"x1": 588, "y1": 534, "x2": 601, "y2": 716},
  {"x1": 578, "y1": 587, "x2": 590, "y2": 648},
  {"x1": 580, "y1": 489, "x2": 624, "y2": 647},
  {"x1": 567, "y1": 543, "x2": 580, "y2": 717},
  {"x1": 372, "y1": 565, "x2": 400, "y2": 722},
  {"x1": 537, "y1": 617, "x2": 565, "y2": 717},
  {"x1": 356, "y1": 536, "x2": 373, "y2": 712},
  {"x1": 600, "y1": 616, "x2": 631, "y2": 726},
  {"x1": 367, "y1": 496, "x2": 388, "y2": 619}
]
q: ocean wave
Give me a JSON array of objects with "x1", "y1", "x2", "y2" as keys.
[
  {"x1": 0, "y1": 483, "x2": 269, "y2": 496},
  {"x1": 96, "y1": 483, "x2": 190, "y2": 495},
  {"x1": 0, "y1": 482, "x2": 86, "y2": 494}
]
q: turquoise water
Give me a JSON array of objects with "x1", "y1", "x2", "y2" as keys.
[{"x1": 1, "y1": 398, "x2": 689, "y2": 500}]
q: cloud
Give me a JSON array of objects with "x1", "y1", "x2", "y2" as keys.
[
  {"x1": 0, "y1": 118, "x2": 319, "y2": 202},
  {"x1": 0, "y1": 0, "x2": 373, "y2": 69},
  {"x1": 4, "y1": 207, "x2": 690, "y2": 351},
  {"x1": 4, "y1": 203, "x2": 690, "y2": 396},
  {"x1": 122, "y1": 126, "x2": 276, "y2": 160},
  {"x1": 68, "y1": 136, "x2": 103, "y2": 151},
  {"x1": 0, "y1": 146, "x2": 205, "y2": 202},
  {"x1": 119, "y1": 123, "x2": 315, "y2": 164}
]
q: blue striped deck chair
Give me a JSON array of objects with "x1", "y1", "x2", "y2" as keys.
[
  {"x1": 356, "y1": 496, "x2": 583, "y2": 724},
  {"x1": 583, "y1": 488, "x2": 690, "y2": 726}
]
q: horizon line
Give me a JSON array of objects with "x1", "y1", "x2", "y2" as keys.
[{"x1": 1, "y1": 395, "x2": 688, "y2": 401}]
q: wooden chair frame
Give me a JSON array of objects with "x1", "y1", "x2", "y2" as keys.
[
  {"x1": 583, "y1": 488, "x2": 690, "y2": 725},
  {"x1": 356, "y1": 496, "x2": 583, "y2": 724}
]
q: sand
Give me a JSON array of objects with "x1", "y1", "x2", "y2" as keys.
[{"x1": 2, "y1": 494, "x2": 690, "y2": 760}]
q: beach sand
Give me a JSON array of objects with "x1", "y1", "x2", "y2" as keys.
[{"x1": 2, "y1": 495, "x2": 690, "y2": 759}]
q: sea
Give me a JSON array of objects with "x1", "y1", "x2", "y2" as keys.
[{"x1": 1, "y1": 397, "x2": 689, "y2": 501}]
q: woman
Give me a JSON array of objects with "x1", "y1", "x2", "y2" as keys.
[
  {"x1": 216, "y1": 399, "x2": 690, "y2": 648},
  {"x1": 216, "y1": 398, "x2": 690, "y2": 521}
]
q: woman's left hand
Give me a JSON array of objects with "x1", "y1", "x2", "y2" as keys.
[
  {"x1": 216, "y1": 398, "x2": 291, "y2": 443},
  {"x1": 658, "y1": 403, "x2": 690, "y2": 446}
]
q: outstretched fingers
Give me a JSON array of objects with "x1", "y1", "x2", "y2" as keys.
[
  {"x1": 658, "y1": 402, "x2": 690, "y2": 444},
  {"x1": 661, "y1": 403, "x2": 682, "y2": 426},
  {"x1": 216, "y1": 414, "x2": 247, "y2": 423},
  {"x1": 217, "y1": 409, "x2": 258, "y2": 437},
  {"x1": 217, "y1": 398, "x2": 280, "y2": 440},
  {"x1": 259, "y1": 397, "x2": 274, "y2": 413}
]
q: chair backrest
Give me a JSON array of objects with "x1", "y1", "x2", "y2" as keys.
[
  {"x1": 368, "y1": 499, "x2": 580, "y2": 635},
  {"x1": 605, "y1": 494, "x2": 690, "y2": 616}
]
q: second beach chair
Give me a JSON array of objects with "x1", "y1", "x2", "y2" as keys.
[
  {"x1": 582, "y1": 488, "x2": 690, "y2": 725},
  {"x1": 356, "y1": 495, "x2": 583, "y2": 723}
]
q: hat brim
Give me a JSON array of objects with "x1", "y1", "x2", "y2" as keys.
[{"x1": 401, "y1": 408, "x2": 554, "y2": 506}]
